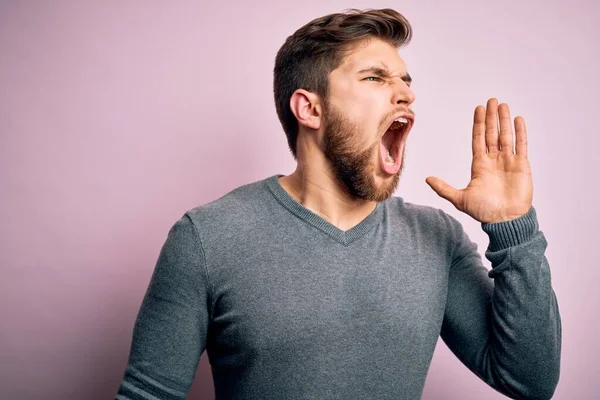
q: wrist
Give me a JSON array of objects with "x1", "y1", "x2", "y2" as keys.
[{"x1": 481, "y1": 206, "x2": 538, "y2": 251}]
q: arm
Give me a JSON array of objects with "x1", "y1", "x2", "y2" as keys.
[
  {"x1": 116, "y1": 214, "x2": 211, "y2": 400},
  {"x1": 426, "y1": 98, "x2": 562, "y2": 398},
  {"x1": 441, "y1": 207, "x2": 561, "y2": 399}
]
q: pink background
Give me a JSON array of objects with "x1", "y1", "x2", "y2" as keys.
[{"x1": 1, "y1": 1, "x2": 598, "y2": 399}]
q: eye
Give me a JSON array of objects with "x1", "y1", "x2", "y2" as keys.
[{"x1": 364, "y1": 76, "x2": 382, "y2": 82}]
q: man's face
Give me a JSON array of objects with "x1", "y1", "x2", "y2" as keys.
[{"x1": 322, "y1": 37, "x2": 415, "y2": 202}]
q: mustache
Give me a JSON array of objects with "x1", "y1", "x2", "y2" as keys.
[
  {"x1": 380, "y1": 108, "x2": 415, "y2": 130},
  {"x1": 387, "y1": 108, "x2": 415, "y2": 119}
]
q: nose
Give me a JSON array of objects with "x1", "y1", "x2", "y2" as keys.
[{"x1": 391, "y1": 79, "x2": 415, "y2": 106}]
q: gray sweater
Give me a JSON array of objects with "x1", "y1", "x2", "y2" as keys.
[{"x1": 116, "y1": 175, "x2": 561, "y2": 400}]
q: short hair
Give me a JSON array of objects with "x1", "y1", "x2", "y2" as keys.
[{"x1": 273, "y1": 8, "x2": 413, "y2": 159}]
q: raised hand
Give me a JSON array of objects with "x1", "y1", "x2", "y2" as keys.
[{"x1": 425, "y1": 98, "x2": 533, "y2": 223}]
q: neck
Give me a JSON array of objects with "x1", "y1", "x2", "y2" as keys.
[{"x1": 278, "y1": 148, "x2": 376, "y2": 232}]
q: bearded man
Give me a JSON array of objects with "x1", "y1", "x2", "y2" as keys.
[{"x1": 117, "y1": 8, "x2": 561, "y2": 400}]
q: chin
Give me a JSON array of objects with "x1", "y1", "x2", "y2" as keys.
[
  {"x1": 374, "y1": 158, "x2": 404, "y2": 199},
  {"x1": 362, "y1": 168, "x2": 401, "y2": 202}
]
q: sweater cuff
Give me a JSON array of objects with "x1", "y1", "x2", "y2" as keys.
[{"x1": 481, "y1": 206, "x2": 539, "y2": 251}]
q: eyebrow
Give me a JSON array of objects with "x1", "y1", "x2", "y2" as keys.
[{"x1": 357, "y1": 66, "x2": 412, "y2": 84}]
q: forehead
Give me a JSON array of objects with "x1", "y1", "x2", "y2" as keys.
[{"x1": 336, "y1": 38, "x2": 407, "y2": 75}]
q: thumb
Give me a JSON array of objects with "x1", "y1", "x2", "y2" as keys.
[{"x1": 425, "y1": 176, "x2": 462, "y2": 208}]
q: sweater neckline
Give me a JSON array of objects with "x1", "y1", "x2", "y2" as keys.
[{"x1": 264, "y1": 174, "x2": 384, "y2": 246}]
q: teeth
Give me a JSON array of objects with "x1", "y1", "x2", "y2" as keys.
[
  {"x1": 395, "y1": 117, "x2": 408, "y2": 124},
  {"x1": 385, "y1": 149, "x2": 394, "y2": 163}
]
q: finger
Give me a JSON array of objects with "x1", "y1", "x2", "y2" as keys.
[
  {"x1": 498, "y1": 103, "x2": 514, "y2": 153},
  {"x1": 472, "y1": 105, "x2": 486, "y2": 156},
  {"x1": 485, "y1": 98, "x2": 499, "y2": 154},
  {"x1": 425, "y1": 177, "x2": 462, "y2": 209},
  {"x1": 514, "y1": 116, "x2": 528, "y2": 157}
]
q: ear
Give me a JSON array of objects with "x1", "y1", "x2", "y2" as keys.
[{"x1": 289, "y1": 89, "x2": 322, "y2": 131}]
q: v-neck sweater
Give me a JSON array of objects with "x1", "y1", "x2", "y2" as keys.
[{"x1": 117, "y1": 175, "x2": 561, "y2": 400}]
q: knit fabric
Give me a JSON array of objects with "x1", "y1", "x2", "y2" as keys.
[{"x1": 116, "y1": 175, "x2": 561, "y2": 399}]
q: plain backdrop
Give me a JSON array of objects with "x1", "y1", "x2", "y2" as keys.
[{"x1": 1, "y1": 1, "x2": 598, "y2": 399}]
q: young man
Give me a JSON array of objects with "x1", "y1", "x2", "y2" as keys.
[{"x1": 116, "y1": 8, "x2": 561, "y2": 400}]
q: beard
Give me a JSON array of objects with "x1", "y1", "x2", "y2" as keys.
[{"x1": 322, "y1": 102, "x2": 404, "y2": 202}]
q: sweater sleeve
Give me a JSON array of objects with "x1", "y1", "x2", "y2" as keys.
[
  {"x1": 116, "y1": 214, "x2": 211, "y2": 400},
  {"x1": 439, "y1": 207, "x2": 561, "y2": 400}
]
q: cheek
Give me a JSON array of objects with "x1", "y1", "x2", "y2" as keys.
[
  {"x1": 355, "y1": 94, "x2": 388, "y2": 132},
  {"x1": 340, "y1": 83, "x2": 387, "y2": 115},
  {"x1": 331, "y1": 88, "x2": 387, "y2": 146}
]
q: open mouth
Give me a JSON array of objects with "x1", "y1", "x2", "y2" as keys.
[{"x1": 379, "y1": 116, "x2": 412, "y2": 174}]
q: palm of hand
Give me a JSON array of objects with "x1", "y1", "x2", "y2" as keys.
[{"x1": 426, "y1": 98, "x2": 533, "y2": 223}]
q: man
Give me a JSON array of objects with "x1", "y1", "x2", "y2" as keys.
[{"x1": 116, "y1": 8, "x2": 561, "y2": 400}]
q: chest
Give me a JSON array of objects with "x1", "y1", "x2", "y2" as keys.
[{"x1": 206, "y1": 244, "x2": 450, "y2": 363}]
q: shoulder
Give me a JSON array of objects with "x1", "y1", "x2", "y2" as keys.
[
  {"x1": 385, "y1": 196, "x2": 473, "y2": 258},
  {"x1": 188, "y1": 178, "x2": 266, "y2": 213},
  {"x1": 385, "y1": 196, "x2": 469, "y2": 251},
  {"x1": 181, "y1": 177, "x2": 273, "y2": 236},
  {"x1": 386, "y1": 196, "x2": 461, "y2": 232}
]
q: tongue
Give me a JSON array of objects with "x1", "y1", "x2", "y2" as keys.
[{"x1": 380, "y1": 140, "x2": 401, "y2": 175}]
